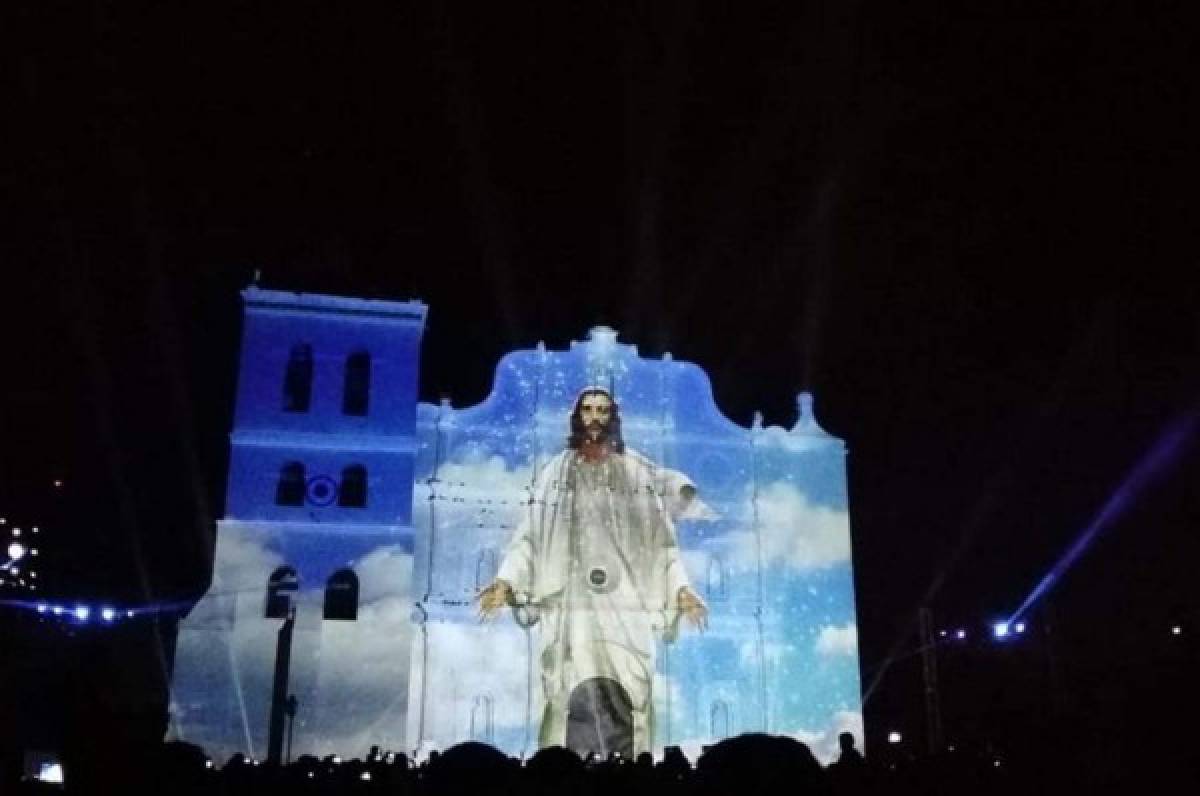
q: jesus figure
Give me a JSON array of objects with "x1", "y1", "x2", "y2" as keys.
[{"x1": 477, "y1": 387, "x2": 708, "y2": 758}]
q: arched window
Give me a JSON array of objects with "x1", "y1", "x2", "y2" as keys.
[
  {"x1": 474, "y1": 549, "x2": 498, "y2": 592},
  {"x1": 323, "y1": 568, "x2": 359, "y2": 621},
  {"x1": 470, "y1": 695, "x2": 494, "y2": 743},
  {"x1": 710, "y1": 700, "x2": 731, "y2": 739},
  {"x1": 706, "y1": 554, "x2": 728, "y2": 601},
  {"x1": 342, "y1": 351, "x2": 371, "y2": 416},
  {"x1": 282, "y1": 344, "x2": 314, "y2": 412},
  {"x1": 276, "y1": 462, "x2": 306, "y2": 506},
  {"x1": 338, "y1": 465, "x2": 367, "y2": 508},
  {"x1": 265, "y1": 566, "x2": 299, "y2": 619}
]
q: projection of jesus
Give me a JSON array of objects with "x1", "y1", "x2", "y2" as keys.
[{"x1": 477, "y1": 387, "x2": 708, "y2": 758}]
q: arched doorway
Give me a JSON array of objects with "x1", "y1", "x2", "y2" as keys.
[{"x1": 565, "y1": 677, "x2": 634, "y2": 759}]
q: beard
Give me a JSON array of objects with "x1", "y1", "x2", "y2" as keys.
[{"x1": 585, "y1": 422, "x2": 610, "y2": 442}]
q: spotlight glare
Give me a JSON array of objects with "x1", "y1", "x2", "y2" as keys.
[
  {"x1": 360, "y1": 771, "x2": 371, "y2": 781},
  {"x1": 955, "y1": 628, "x2": 967, "y2": 640},
  {"x1": 101, "y1": 607, "x2": 116, "y2": 622},
  {"x1": 992, "y1": 622, "x2": 1010, "y2": 639},
  {"x1": 8, "y1": 541, "x2": 26, "y2": 560},
  {"x1": 1171, "y1": 625, "x2": 1182, "y2": 636},
  {"x1": 1014, "y1": 621, "x2": 1026, "y2": 634},
  {"x1": 37, "y1": 603, "x2": 48, "y2": 613},
  {"x1": 52, "y1": 605, "x2": 63, "y2": 615},
  {"x1": 887, "y1": 731, "x2": 903, "y2": 744},
  {"x1": 73, "y1": 605, "x2": 90, "y2": 621},
  {"x1": 126, "y1": 609, "x2": 136, "y2": 617}
]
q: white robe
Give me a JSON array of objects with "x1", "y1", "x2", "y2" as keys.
[{"x1": 496, "y1": 448, "x2": 692, "y2": 755}]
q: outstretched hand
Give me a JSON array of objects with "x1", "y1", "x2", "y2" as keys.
[
  {"x1": 476, "y1": 579, "x2": 513, "y2": 621},
  {"x1": 678, "y1": 587, "x2": 709, "y2": 632}
]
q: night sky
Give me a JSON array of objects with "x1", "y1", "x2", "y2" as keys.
[{"x1": 5, "y1": 0, "x2": 1197, "y2": 759}]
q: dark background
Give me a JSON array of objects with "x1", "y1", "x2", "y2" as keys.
[{"x1": 3, "y1": 0, "x2": 1197, "y2": 774}]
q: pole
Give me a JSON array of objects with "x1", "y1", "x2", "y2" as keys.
[
  {"x1": 267, "y1": 605, "x2": 296, "y2": 764},
  {"x1": 918, "y1": 605, "x2": 944, "y2": 754}
]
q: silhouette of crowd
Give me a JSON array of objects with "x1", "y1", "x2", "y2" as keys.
[{"x1": 12, "y1": 729, "x2": 1129, "y2": 796}]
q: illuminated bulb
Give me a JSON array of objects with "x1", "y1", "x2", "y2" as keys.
[
  {"x1": 8, "y1": 541, "x2": 25, "y2": 560},
  {"x1": 52, "y1": 605, "x2": 63, "y2": 616},
  {"x1": 126, "y1": 609, "x2": 136, "y2": 617},
  {"x1": 11, "y1": 528, "x2": 20, "y2": 536},
  {"x1": 74, "y1": 605, "x2": 90, "y2": 621},
  {"x1": 887, "y1": 731, "x2": 902, "y2": 744},
  {"x1": 1014, "y1": 622, "x2": 1026, "y2": 634},
  {"x1": 101, "y1": 607, "x2": 116, "y2": 622},
  {"x1": 360, "y1": 771, "x2": 372, "y2": 781},
  {"x1": 1172, "y1": 625, "x2": 1182, "y2": 635},
  {"x1": 37, "y1": 604, "x2": 48, "y2": 613},
  {"x1": 992, "y1": 622, "x2": 1010, "y2": 639},
  {"x1": 955, "y1": 628, "x2": 967, "y2": 640}
]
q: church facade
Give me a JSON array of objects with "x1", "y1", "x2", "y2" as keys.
[{"x1": 168, "y1": 287, "x2": 862, "y2": 763}]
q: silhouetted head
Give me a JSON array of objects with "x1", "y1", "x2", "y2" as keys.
[
  {"x1": 568, "y1": 387, "x2": 624, "y2": 453},
  {"x1": 839, "y1": 732, "x2": 857, "y2": 753}
]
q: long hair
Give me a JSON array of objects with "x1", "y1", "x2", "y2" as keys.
[{"x1": 567, "y1": 387, "x2": 625, "y2": 453}]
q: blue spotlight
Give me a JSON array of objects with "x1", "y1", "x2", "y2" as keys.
[
  {"x1": 992, "y1": 622, "x2": 1010, "y2": 639},
  {"x1": 73, "y1": 605, "x2": 90, "y2": 621},
  {"x1": 1010, "y1": 412, "x2": 1197, "y2": 626},
  {"x1": 36, "y1": 603, "x2": 48, "y2": 613},
  {"x1": 1014, "y1": 621, "x2": 1026, "y2": 634},
  {"x1": 101, "y1": 607, "x2": 116, "y2": 622},
  {"x1": 52, "y1": 605, "x2": 63, "y2": 616}
]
